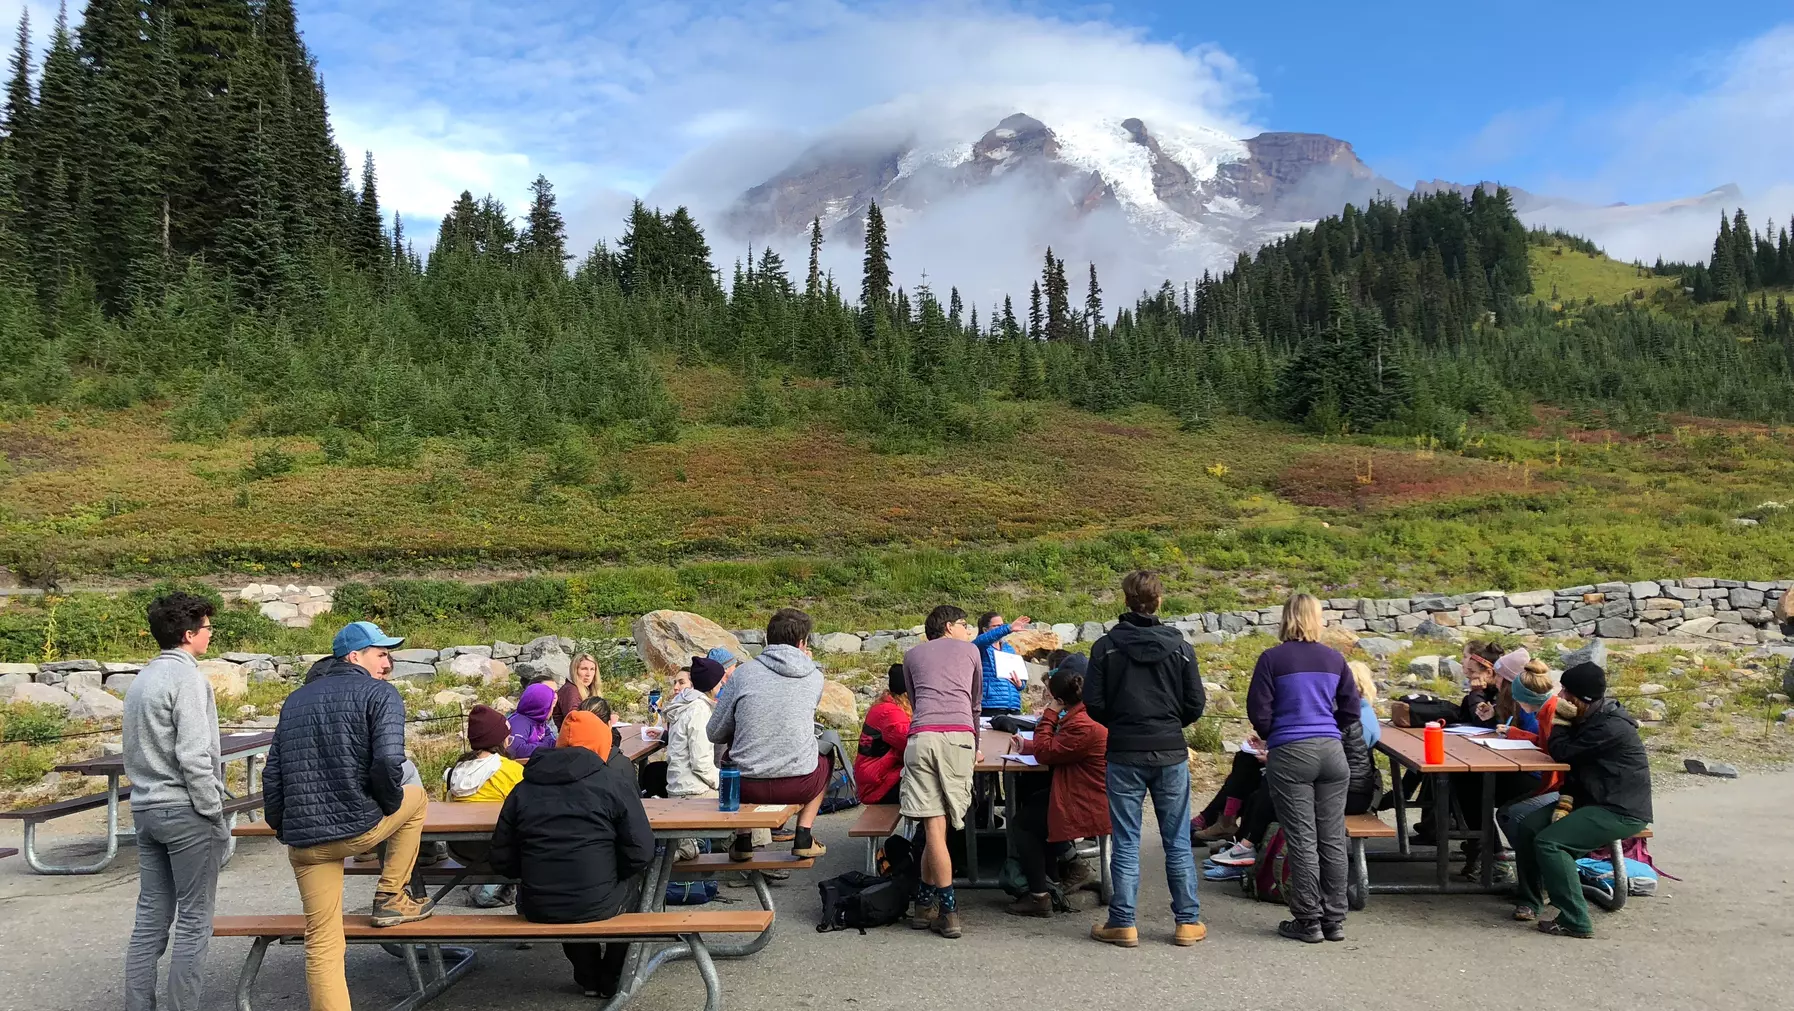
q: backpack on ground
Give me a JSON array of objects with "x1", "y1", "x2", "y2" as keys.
[
  {"x1": 665, "y1": 838, "x2": 718, "y2": 905},
  {"x1": 1241, "y1": 823, "x2": 1292, "y2": 904},
  {"x1": 1575, "y1": 856, "x2": 1659, "y2": 897},
  {"x1": 815, "y1": 871, "x2": 908, "y2": 933},
  {"x1": 876, "y1": 832, "x2": 917, "y2": 882}
]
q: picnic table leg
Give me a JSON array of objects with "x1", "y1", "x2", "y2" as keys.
[
  {"x1": 23, "y1": 773, "x2": 123, "y2": 875},
  {"x1": 1430, "y1": 772, "x2": 1450, "y2": 892},
  {"x1": 235, "y1": 936, "x2": 272, "y2": 1011},
  {"x1": 1390, "y1": 753, "x2": 1411, "y2": 857},
  {"x1": 1478, "y1": 772, "x2": 1497, "y2": 891},
  {"x1": 600, "y1": 840, "x2": 681, "y2": 1011},
  {"x1": 683, "y1": 934, "x2": 724, "y2": 1011}
]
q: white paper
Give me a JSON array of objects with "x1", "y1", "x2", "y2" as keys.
[
  {"x1": 1477, "y1": 739, "x2": 1539, "y2": 751},
  {"x1": 612, "y1": 722, "x2": 633, "y2": 729},
  {"x1": 1016, "y1": 731, "x2": 1036, "y2": 741},
  {"x1": 1240, "y1": 739, "x2": 1266, "y2": 756},
  {"x1": 752, "y1": 805, "x2": 787, "y2": 812},
  {"x1": 993, "y1": 650, "x2": 1028, "y2": 686},
  {"x1": 1443, "y1": 725, "x2": 1494, "y2": 736},
  {"x1": 1000, "y1": 754, "x2": 1040, "y2": 766},
  {"x1": 979, "y1": 717, "x2": 993, "y2": 729}
]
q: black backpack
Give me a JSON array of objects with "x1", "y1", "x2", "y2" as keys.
[
  {"x1": 1391, "y1": 693, "x2": 1458, "y2": 727},
  {"x1": 816, "y1": 872, "x2": 907, "y2": 933}
]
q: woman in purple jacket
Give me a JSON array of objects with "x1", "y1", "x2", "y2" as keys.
[{"x1": 1246, "y1": 593, "x2": 1362, "y2": 945}]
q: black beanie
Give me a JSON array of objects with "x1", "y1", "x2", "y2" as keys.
[
  {"x1": 1560, "y1": 662, "x2": 1607, "y2": 703},
  {"x1": 887, "y1": 663, "x2": 906, "y2": 696}
]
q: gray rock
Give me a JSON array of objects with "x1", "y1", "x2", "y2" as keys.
[
  {"x1": 442, "y1": 645, "x2": 493, "y2": 660},
  {"x1": 62, "y1": 669, "x2": 104, "y2": 693},
  {"x1": 102, "y1": 671, "x2": 136, "y2": 697},
  {"x1": 1050, "y1": 622, "x2": 1078, "y2": 642},
  {"x1": 1379, "y1": 598, "x2": 1412, "y2": 617},
  {"x1": 1188, "y1": 632, "x2": 1226, "y2": 646},
  {"x1": 1358, "y1": 637, "x2": 1404, "y2": 659},
  {"x1": 1078, "y1": 621, "x2": 1106, "y2": 643},
  {"x1": 1729, "y1": 587, "x2": 1765, "y2": 609},
  {"x1": 1716, "y1": 579, "x2": 1744, "y2": 588},
  {"x1": 1364, "y1": 618, "x2": 1396, "y2": 633},
  {"x1": 893, "y1": 635, "x2": 924, "y2": 652},
  {"x1": 0, "y1": 671, "x2": 32, "y2": 695},
  {"x1": 388, "y1": 661, "x2": 437, "y2": 680},
  {"x1": 1682, "y1": 757, "x2": 1739, "y2": 779},
  {"x1": 1779, "y1": 708, "x2": 1794, "y2": 723},
  {"x1": 1471, "y1": 598, "x2": 1498, "y2": 613},
  {"x1": 1782, "y1": 659, "x2": 1794, "y2": 700},
  {"x1": 1595, "y1": 617, "x2": 1635, "y2": 639},
  {"x1": 1569, "y1": 604, "x2": 1602, "y2": 623},
  {"x1": 1407, "y1": 655, "x2": 1441, "y2": 677},
  {"x1": 810, "y1": 632, "x2": 863, "y2": 654},
  {"x1": 1627, "y1": 580, "x2": 1661, "y2": 600},
  {"x1": 1683, "y1": 577, "x2": 1715, "y2": 589},
  {"x1": 1442, "y1": 658, "x2": 1464, "y2": 681},
  {"x1": 491, "y1": 641, "x2": 523, "y2": 661},
  {"x1": 102, "y1": 662, "x2": 141, "y2": 675},
  {"x1": 221, "y1": 652, "x2": 274, "y2": 664},
  {"x1": 1559, "y1": 639, "x2": 1607, "y2": 670},
  {"x1": 68, "y1": 682, "x2": 124, "y2": 721},
  {"x1": 1395, "y1": 612, "x2": 1426, "y2": 632},
  {"x1": 1711, "y1": 623, "x2": 1758, "y2": 644},
  {"x1": 1463, "y1": 612, "x2": 1490, "y2": 627},
  {"x1": 41, "y1": 659, "x2": 102, "y2": 673},
  {"x1": 1342, "y1": 617, "x2": 1368, "y2": 631},
  {"x1": 1414, "y1": 620, "x2": 1463, "y2": 640},
  {"x1": 33, "y1": 669, "x2": 64, "y2": 686},
  {"x1": 1600, "y1": 599, "x2": 1633, "y2": 618},
  {"x1": 862, "y1": 635, "x2": 897, "y2": 653},
  {"x1": 0, "y1": 662, "x2": 40, "y2": 677},
  {"x1": 1506, "y1": 590, "x2": 1553, "y2": 608},
  {"x1": 1664, "y1": 584, "x2": 1700, "y2": 600},
  {"x1": 1595, "y1": 581, "x2": 1629, "y2": 595},
  {"x1": 1490, "y1": 607, "x2": 1524, "y2": 629},
  {"x1": 1556, "y1": 585, "x2": 1595, "y2": 596},
  {"x1": 1218, "y1": 614, "x2": 1248, "y2": 633},
  {"x1": 7, "y1": 682, "x2": 76, "y2": 712}
]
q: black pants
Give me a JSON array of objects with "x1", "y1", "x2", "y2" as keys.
[
  {"x1": 1252, "y1": 786, "x2": 1378, "y2": 847},
  {"x1": 1198, "y1": 751, "x2": 1265, "y2": 826},
  {"x1": 562, "y1": 942, "x2": 629, "y2": 997},
  {"x1": 1010, "y1": 777, "x2": 1072, "y2": 894},
  {"x1": 1449, "y1": 771, "x2": 1539, "y2": 839},
  {"x1": 638, "y1": 762, "x2": 669, "y2": 799}
]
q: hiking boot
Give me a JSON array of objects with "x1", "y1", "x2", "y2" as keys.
[
  {"x1": 790, "y1": 827, "x2": 826, "y2": 859},
  {"x1": 1005, "y1": 892, "x2": 1053, "y2": 918},
  {"x1": 763, "y1": 868, "x2": 791, "y2": 882},
  {"x1": 1536, "y1": 918, "x2": 1593, "y2": 939},
  {"x1": 908, "y1": 901, "x2": 939, "y2": 930},
  {"x1": 1512, "y1": 904, "x2": 1538, "y2": 922},
  {"x1": 729, "y1": 832, "x2": 754, "y2": 862},
  {"x1": 1322, "y1": 922, "x2": 1346, "y2": 942},
  {"x1": 1090, "y1": 923, "x2": 1138, "y2": 947},
  {"x1": 370, "y1": 892, "x2": 436, "y2": 928},
  {"x1": 1277, "y1": 919, "x2": 1323, "y2": 944},
  {"x1": 1194, "y1": 816, "x2": 1238, "y2": 843},
  {"x1": 1057, "y1": 859, "x2": 1096, "y2": 893},
  {"x1": 1173, "y1": 922, "x2": 1207, "y2": 946},
  {"x1": 930, "y1": 910, "x2": 963, "y2": 939}
]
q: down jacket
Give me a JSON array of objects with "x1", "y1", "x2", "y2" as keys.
[
  {"x1": 263, "y1": 657, "x2": 408, "y2": 849},
  {"x1": 1021, "y1": 702, "x2": 1111, "y2": 843},
  {"x1": 1341, "y1": 718, "x2": 1381, "y2": 802}
]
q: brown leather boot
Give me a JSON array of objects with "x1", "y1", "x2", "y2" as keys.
[
  {"x1": 931, "y1": 910, "x2": 963, "y2": 939},
  {"x1": 1005, "y1": 892, "x2": 1052, "y2": 918},
  {"x1": 908, "y1": 900, "x2": 939, "y2": 930}
]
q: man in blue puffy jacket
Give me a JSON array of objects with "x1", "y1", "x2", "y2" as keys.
[
  {"x1": 263, "y1": 621, "x2": 431, "y2": 1011},
  {"x1": 974, "y1": 612, "x2": 1032, "y2": 716}
]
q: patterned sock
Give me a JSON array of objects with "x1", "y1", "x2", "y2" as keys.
[
  {"x1": 1222, "y1": 797, "x2": 1243, "y2": 820},
  {"x1": 914, "y1": 882, "x2": 937, "y2": 906},
  {"x1": 937, "y1": 886, "x2": 957, "y2": 913}
]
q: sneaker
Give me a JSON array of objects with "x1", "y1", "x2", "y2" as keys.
[
  {"x1": 1202, "y1": 863, "x2": 1244, "y2": 882},
  {"x1": 1211, "y1": 840, "x2": 1250, "y2": 862},
  {"x1": 1536, "y1": 918, "x2": 1593, "y2": 939},
  {"x1": 1090, "y1": 923, "x2": 1139, "y2": 947},
  {"x1": 792, "y1": 839, "x2": 828, "y2": 859},
  {"x1": 729, "y1": 833, "x2": 754, "y2": 862},
  {"x1": 930, "y1": 910, "x2": 963, "y2": 939},
  {"x1": 1277, "y1": 919, "x2": 1323, "y2": 944},
  {"x1": 1512, "y1": 904, "x2": 1538, "y2": 922},
  {"x1": 1005, "y1": 892, "x2": 1052, "y2": 918},
  {"x1": 763, "y1": 868, "x2": 791, "y2": 882},
  {"x1": 1173, "y1": 922, "x2": 1207, "y2": 946},
  {"x1": 1214, "y1": 843, "x2": 1257, "y2": 868},
  {"x1": 908, "y1": 901, "x2": 939, "y2": 930},
  {"x1": 772, "y1": 828, "x2": 797, "y2": 843},
  {"x1": 370, "y1": 892, "x2": 436, "y2": 928},
  {"x1": 1322, "y1": 922, "x2": 1346, "y2": 942}
]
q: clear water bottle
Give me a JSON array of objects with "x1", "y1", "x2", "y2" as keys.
[
  {"x1": 718, "y1": 760, "x2": 741, "y2": 812},
  {"x1": 647, "y1": 689, "x2": 663, "y2": 725}
]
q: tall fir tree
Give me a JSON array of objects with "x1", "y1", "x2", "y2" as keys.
[
  {"x1": 351, "y1": 150, "x2": 385, "y2": 270},
  {"x1": 860, "y1": 200, "x2": 890, "y2": 312},
  {"x1": 805, "y1": 215, "x2": 822, "y2": 298},
  {"x1": 521, "y1": 173, "x2": 567, "y2": 269}
]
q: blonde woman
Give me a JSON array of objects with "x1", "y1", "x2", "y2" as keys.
[
  {"x1": 1245, "y1": 592, "x2": 1363, "y2": 944},
  {"x1": 554, "y1": 653, "x2": 602, "y2": 731}
]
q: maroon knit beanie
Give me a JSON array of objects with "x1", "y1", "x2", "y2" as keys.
[{"x1": 467, "y1": 705, "x2": 509, "y2": 752}]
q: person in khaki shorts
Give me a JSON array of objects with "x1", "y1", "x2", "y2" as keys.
[
  {"x1": 899, "y1": 605, "x2": 984, "y2": 940},
  {"x1": 263, "y1": 621, "x2": 432, "y2": 1011}
]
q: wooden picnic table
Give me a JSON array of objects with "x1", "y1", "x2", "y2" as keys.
[
  {"x1": 24, "y1": 730, "x2": 274, "y2": 875},
  {"x1": 1374, "y1": 724, "x2": 1568, "y2": 894},
  {"x1": 614, "y1": 724, "x2": 666, "y2": 764},
  {"x1": 958, "y1": 726, "x2": 1111, "y2": 902}
]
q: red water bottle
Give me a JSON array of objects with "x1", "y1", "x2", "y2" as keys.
[{"x1": 1424, "y1": 721, "x2": 1445, "y2": 765}]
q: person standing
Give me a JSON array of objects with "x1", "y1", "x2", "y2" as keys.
[
  {"x1": 973, "y1": 612, "x2": 1032, "y2": 716},
  {"x1": 1246, "y1": 593, "x2": 1362, "y2": 943},
  {"x1": 1084, "y1": 571, "x2": 1207, "y2": 947},
  {"x1": 122, "y1": 592, "x2": 226, "y2": 1011},
  {"x1": 900, "y1": 605, "x2": 985, "y2": 940},
  {"x1": 263, "y1": 621, "x2": 433, "y2": 1011}
]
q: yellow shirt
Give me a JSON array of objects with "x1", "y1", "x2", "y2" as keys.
[{"x1": 448, "y1": 754, "x2": 523, "y2": 803}]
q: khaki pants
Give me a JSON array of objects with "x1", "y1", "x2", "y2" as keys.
[{"x1": 288, "y1": 785, "x2": 429, "y2": 1011}]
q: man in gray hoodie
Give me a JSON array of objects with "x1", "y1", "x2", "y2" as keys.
[
  {"x1": 707, "y1": 607, "x2": 828, "y2": 859},
  {"x1": 122, "y1": 591, "x2": 225, "y2": 1011}
]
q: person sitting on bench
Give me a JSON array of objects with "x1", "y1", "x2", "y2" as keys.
[
  {"x1": 263, "y1": 621, "x2": 433, "y2": 1011},
  {"x1": 1510, "y1": 662, "x2": 1652, "y2": 938},
  {"x1": 1007, "y1": 655, "x2": 1109, "y2": 917},
  {"x1": 491, "y1": 710, "x2": 655, "y2": 999},
  {"x1": 854, "y1": 664, "x2": 912, "y2": 805},
  {"x1": 707, "y1": 608, "x2": 831, "y2": 861},
  {"x1": 445, "y1": 705, "x2": 524, "y2": 907}
]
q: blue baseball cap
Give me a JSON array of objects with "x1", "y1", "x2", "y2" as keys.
[
  {"x1": 707, "y1": 646, "x2": 744, "y2": 667},
  {"x1": 332, "y1": 621, "x2": 405, "y2": 657}
]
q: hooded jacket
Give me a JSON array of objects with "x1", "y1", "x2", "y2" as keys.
[
  {"x1": 263, "y1": 656, "x2": 408, "y2": 849},
  {"x1": 854, "y1": 695, "x2": 912, "y2": 804},
  {"x1": 706, "y1": 643, "x2": 824, "y2": 779},
  {"x1": 507, "y1": 683, "x2": 558, "y2": 760},
  {"x1": 446, "y1": 752, "x2": 523, "y2": 803},
  {"x1": 1022, "y1": 702, "x2": 1110, "y2": 843},
  {"x1": 662, "y1": 688, "x2": 721, "y2": 797},
  {"x1": 1084, "y1": 613, "x2": 1206, "y2": 755},
  {"x1": 1548, "y1": 697, "x2": 1653, "y2": 824}
]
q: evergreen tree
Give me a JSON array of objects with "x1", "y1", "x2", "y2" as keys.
[
  {"x1": 805, "y1": 216, "x2": 822, "y2": 298},
  {"x1": 3, "y1": 10, "x2": 32, "y2": 144},
  {"x1": 351, "y1": 150, "x2": 385, "y2": 270},
  {"x1": 860, "y1": 200, "x2": 889, "y2": 311},
  {"x1": 1085, "y1": 262, "x2": 1103, "y2": 338},
  {"x1": 521, "y1": 173, "x2": 567, "y2": 268}
]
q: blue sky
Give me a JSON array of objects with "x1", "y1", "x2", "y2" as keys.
[{"x1": 2, "y1": 1, "x2": 1790, "y2": 252}]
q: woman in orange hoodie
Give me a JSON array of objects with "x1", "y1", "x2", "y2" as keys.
[
  {"x1": 1006, "y1": 656, "x2": 1110, "y2": 917},
  {"x1": 1494, "y1": 660, "x2": 1566, "y2": 859}
]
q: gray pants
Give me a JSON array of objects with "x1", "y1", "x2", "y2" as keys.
[
  {"x1": 125, "y1": 806, "x2": 227, "y2": 1011},
  {"x1": 1265, "y1": 736, "x2": 1350, "y2": 928}
]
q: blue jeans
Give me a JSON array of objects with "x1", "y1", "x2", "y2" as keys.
[{"x1": 1105, "y1": 760, "x2": 1200, "y2": 928}]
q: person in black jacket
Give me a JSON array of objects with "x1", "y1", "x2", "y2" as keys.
[
  {"x1": 491, "y1": 710, "x2": 656, "y2": 999},
  {"x1": 1509, "y1": 662, "x2": 1652, "y2": 939},
  {"x1": 263, "y1": 621, "x2": 432, "y2": 1011},
  {"x1": 1083, "y1": 571, "x2": 1207, "y2": 948}
]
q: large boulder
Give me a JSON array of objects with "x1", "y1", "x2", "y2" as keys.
[
  {"x1": 810, "y1": 632, "x2": 863, "y2": 654},
  {"x1": 1319, "y1": 624, "x2": 1360, "y2": 652},
  {"x1": 0, "y1": 671, "x2": 33, "y2": 696},
  {"x1": 631, "y1": 610, "x2": 747, "y2": 678},
  {"x1": 196, "y1": 660, "x2": 248, "y2": 699},
  {"x1": 1558, "y1": 639, "x2": 1607, "y2": 671},
  {"x1": 515, "y1": 649, "x2": 571, "y2": 686},
  {"x1": 389, "y1": 661, "x2": 438, "y2": 680},
  {"x1": 0, "y1": 662, "x2": 40, "y2": 677},
  {"x1": 816, "y1": 680, "x2": 860, "y2": 730},
  {"x1": 68, "y1": 682, "x2": 124, "y2": 721},
  {"x1": 1002, "y1": 629, "x2": 1063, "y2": 661},
  {"x1": 440, "y1": 653, "x2": 511, "y2": 685},
  {"x1": 7, "y1": 682, "x2": 76, "y2": 713},
  {"x1": 391, "y1": 648, "x2": 442, "y2": 665}
]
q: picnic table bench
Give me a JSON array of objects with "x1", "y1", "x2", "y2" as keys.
[
  {"x1": 3, "y1": 731, "x2": 273, "y2": 875},
  {"x1": 231, "y1": 798, "x2": 798, "y2": 1011},
  {"x1": 215, "y1": 910, "x2": 774, "y2": 1011}
]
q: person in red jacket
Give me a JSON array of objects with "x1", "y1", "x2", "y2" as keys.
[
  {"x1": 855, "y1": 664, "x2": 912, "y2": 804},
  {"x1": 1007, "y1": 655, "x2": 1111, "y2": 917}
]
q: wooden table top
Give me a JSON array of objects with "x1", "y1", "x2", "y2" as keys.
[
  {"x1": 1375, "y1": 725, "x2": 1467, "y2": 773},
  {"x1": 233, "y1": 798, "x2": 799, "y2": 839},
  {"x1": 56, "y1": 731, "x2": 275, "y2": 776},
  {"x1": 973, "y1": 728, "x2": 1051, "y2": 774},
  {"x1": 615, "y1": 725, "x2": 666, "y2": 763},
  {"x1": 1384, "y1": 726, "x2": 1567, "y2": 774}
]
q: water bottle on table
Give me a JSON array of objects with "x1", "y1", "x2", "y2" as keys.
[{"x1": 718, "y1": 760, "x2": 741, "y2": 812}]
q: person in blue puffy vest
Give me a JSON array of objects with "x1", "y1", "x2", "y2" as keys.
[{"x1": 974, "y1": 612, "x2": 1032, "y2": 716}]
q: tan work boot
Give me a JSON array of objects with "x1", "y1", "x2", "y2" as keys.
[
  {"x1": 908, "y1": 900, "x2": 939, "y2": 930},
  {"x1": 931, "y1": 910, "x2": 963, "y2": 939},
  {"x1": 1173, "y1": 922, "x2": 1208, "y2": 946},
  {"x1": 370, "y1": 892, "x2": 436, "y2": 928},
  {"x1": 1090, "y1": 923, "x2": 1138, "y2": 947},
  {"x1": 1195, "y1": 817, "x2": 1238, "y2": 843}
]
